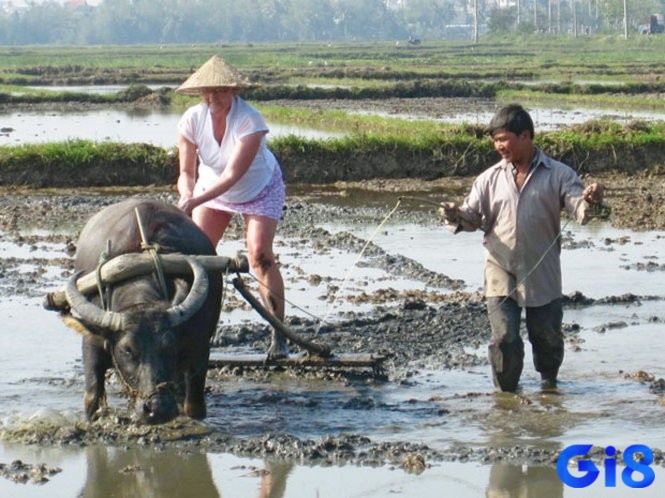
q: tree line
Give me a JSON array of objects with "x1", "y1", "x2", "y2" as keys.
[{"x1": 0, "y1": 0, "x2": 663, "y2": 45}]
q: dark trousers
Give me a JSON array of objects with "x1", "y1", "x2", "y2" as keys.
[{"x1": 486, "y1": 297, "x2": 563, "y2": 392}]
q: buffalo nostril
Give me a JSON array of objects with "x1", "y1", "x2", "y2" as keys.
[
  {"x1": 141, "y1": 396, "x2": 178, "y2": 424},
  {"x1": 143, "y1": 401, "x2": 154, "y2": 416}
]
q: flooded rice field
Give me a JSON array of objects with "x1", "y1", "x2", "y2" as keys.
[
  {"x1": 2, "y1": 95, "x2": 665, "y2": 148},
  {"x1": 0, "y1": 93, "x2": 664, "y2": 496},
  {"x1": 0, "y1": 107, "x2": 340, "y2": 147},
  {"x1": 0, "y1": 187, "x2": 663, "y2": 497}
]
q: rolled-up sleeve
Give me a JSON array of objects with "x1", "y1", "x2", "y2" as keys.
[
  {"x1": 561, "y1": 170, "x2": 593, "y2": 225},
  {"x1": 445, "y1": 180, "x2": 484, "y2": 234}
]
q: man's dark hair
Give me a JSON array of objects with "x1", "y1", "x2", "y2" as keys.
[{"x1": 488, "y1": 104, "x2": 534, "y2": 139}]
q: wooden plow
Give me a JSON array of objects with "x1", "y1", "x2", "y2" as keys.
[{"x1": 44, "y1": 251, "x2": 391, "y2": 377}]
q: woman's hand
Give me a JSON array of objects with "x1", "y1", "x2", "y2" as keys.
[{"x1": 178, "y1": 195, "x2": 198, "y2": 216}]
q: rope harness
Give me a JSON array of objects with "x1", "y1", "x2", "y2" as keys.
[
  {"x1": 108, "y1": 343, "x2": 177, "y2": 401},
  {"x1": 94, "y1": 208, "x2": 185, "y2": 402},
  {"x1": 87, "y1": 184, "x2": 608, "y2": 384},
  {"x1": 94, "y1": 209, "x2": 171, "y2": 310},
  {"x1": 95, "y1": 240, "x2": 112, "y2": 310},
  {"x1": 135, "y1": 208, "x2": 169, "y2": 300},
  {"x1": 267, "y1": 190, "x2": 610, "y2": 328},
  {"x1": 314, "y1": 198, "x2": 403, "y2": 334},
  {"x1": 212, "y1": 265, "x2": 231, "y2": 344}
]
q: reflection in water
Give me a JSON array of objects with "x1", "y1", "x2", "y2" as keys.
[
  {"x1": 483, "y1": 391, "x2": 568, "y2": 446},
  {"x1": 76, "y1": 446, "x2": 293, "y2": 498},
  {"x1": 259, "y1": 461, "x2": 293, "y2": 498},
  {"x1": 482, "y1": 393, "x2": 565, "y2": 498},
  {"x1": 78, "y1": 446, "x2": 220, "y2": 498},
  {"x1": 486, "y1": 464, "x2": 562, "y2": 498}
]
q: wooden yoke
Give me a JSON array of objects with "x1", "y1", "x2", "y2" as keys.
[{"x1": 43, "y1": 253, "x2": 249, "y2": 312}]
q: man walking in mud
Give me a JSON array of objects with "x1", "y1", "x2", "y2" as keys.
[{"x1": 440, "y1": 104, "x2": 605, "y2": 392}]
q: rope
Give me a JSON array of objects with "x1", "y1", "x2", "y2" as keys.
[
  {"x1": 315, "y1": 198, "x2": 403, "y2": 334},
  {"x1": 144, "y1": 243, "x2": 169, "y2": 299},
  {"x1": 213, "y1": 266, "x2": 231, "y2": 344},
  {"x1": 397, "y1": 195, "x2": 448, "y2": 208},
  {"x1": 486, "y1": 217, "x2": 572, "y2": 317},
  {"x1": 243, "y1": 271, "x2": 323, "y2": 322},
  {"x1": 374, "y1": 193, "x2": 603, "y2": 317},
  {"x1": 227, "y1": 188, "x2": 608, "y2": 332},
  {"x1": 134, "y1": 207, "x2": 169, "y2": 299},
  {"x1": 95, "y1": 240, "x2": 112, "y2": 310},
  {"x1": 225, "y1": 198, "x2": 405, "y2": 333},
  {"x1": 485, "y1": 201, "x2": 609, "y2": 315},
  {"x1": 107, "y1": 342, "x2": 176, "y2": 401}
]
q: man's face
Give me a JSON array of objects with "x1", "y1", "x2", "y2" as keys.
[{"x1": 492, "y1": 129, "x2": 532, "y2": 165}]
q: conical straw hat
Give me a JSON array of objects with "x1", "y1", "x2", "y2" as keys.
[{"x1": 176, "y1": 55, "x2": 259, "y2": 95}]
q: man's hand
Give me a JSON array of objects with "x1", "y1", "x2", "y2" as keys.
[
  {"x1": 583, "y1": 183, "x2": 604, "y2": 204},
  {"x1": 438, "y1": 202, "x2": 458, "y2": 223}
]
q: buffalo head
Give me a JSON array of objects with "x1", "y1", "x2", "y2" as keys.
[{"x1": 65, "y1": 257, "x2": 210, "y2": 424}]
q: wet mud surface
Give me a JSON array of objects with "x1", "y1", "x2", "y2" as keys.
[
  {"x1": 0, "y1": 459, "x2": 62, "y2": 485},
  {"x1": 1, "y1": 168, "x2": 665, "y2": 475}
]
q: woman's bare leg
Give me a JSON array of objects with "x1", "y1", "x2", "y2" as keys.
[
  {"x1": 192, "y1": 206, "x2": 233, "y2": 247},
  {"x1": 244, "y1": 213, "x2": 287, "y2": 358}
]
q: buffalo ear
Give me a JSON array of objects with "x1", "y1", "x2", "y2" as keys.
[{"x1": 62, "y1": 314, "x2": 107, "y2": 347}]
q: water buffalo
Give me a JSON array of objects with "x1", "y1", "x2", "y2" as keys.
[{"x1": 63, "y1": 198, "x2": 223, "y2": 424}]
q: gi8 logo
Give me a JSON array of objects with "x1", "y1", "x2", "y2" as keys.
[{"x1": 556, "y1": 444, "x2": 655, "y2": 488}]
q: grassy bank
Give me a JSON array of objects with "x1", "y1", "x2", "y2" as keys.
[
  {"x1": 2, "y1": 120, "x2": 664, "y2": 188},
  {"x1": 0, "y1": 141, "x2": 174, "y2": 187}
]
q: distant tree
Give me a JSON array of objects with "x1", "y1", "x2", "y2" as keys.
[
  {"x1": 0, "y1": 15, "x2": 8, "y2": 44},
  {"x1": 279, "y1": 0, "x2": 336, "y2": 41},
  {"x1": 396, "y1": 0, "x2": 461, "y2": 40},
  {"x1": 86, "y1": 0, "x2": 143, "y2": 43},
  {"x1": 0, "y1": 0, "x2": 658, "y2": 45},
  {"x1": 330, "y1": 0, "x2": 397, "y2": 40},
  {"x1": 8, "y1": 2, "x2": 69, "y2": 44},
  {"x1": 487, "y1": 6, "x2": 516, "y2": 34}
]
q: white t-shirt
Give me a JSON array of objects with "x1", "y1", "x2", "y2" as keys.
[{"x1": 178, "y1": 96, "x2": 277, "y2": 203}]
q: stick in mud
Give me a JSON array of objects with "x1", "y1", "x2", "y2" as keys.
[{"x1": 232, "y1": 276, "x2": 332, "y2": 358}]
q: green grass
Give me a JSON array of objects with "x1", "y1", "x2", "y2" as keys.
[
  {"x1": 257, "y1": 105, "x2": 449, "y2": 137},
  {"x1": 2, "y1": 120, "x2": 664, "y2": 187},
  {"x1": 2, "y1": 38, "x2": 664, "y2": 110},
  {"x1": 498, "y1": 88, "x2": 665, "y2": 112},
  {"x1": 1, "y1": 37, "x2": 664, "y2": 83},
  {"x1": 2, "y1": 38, "x2": 665, "y2": 185}
]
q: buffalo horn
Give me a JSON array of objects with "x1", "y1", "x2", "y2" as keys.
[
  {"x1": 65, "y1": 271, "x2": 126, "y2": 332},
  {"x1": 166, "y1": 258, "x2": 209, "y2": 326}
]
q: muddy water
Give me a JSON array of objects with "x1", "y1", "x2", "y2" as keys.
[
  {"x1": 1, "y1": 205, "x2": 664, "y2": 497},
  {"x1": 0, "y1": 108, "x2": 341, "y2": 147},
  {"x1": 2, "y1": 102, "x2": 664, "y2": 149},
  {"x1": 354, "y1": 104, "x2": 665, "y2": 132},
  {"x1": 1, "y1": 96, "x2": 664, "y2": 495}
]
